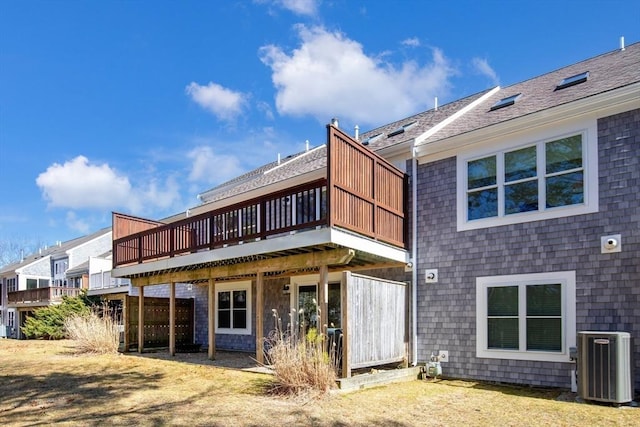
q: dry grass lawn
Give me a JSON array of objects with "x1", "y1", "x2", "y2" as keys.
[{"x1": 0, "y1": 339, "x2": 637, "y2": 426}]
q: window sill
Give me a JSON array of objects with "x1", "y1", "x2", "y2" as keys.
[{"x1": 215, "y1": 328, "x2": 251, "y2": 336}]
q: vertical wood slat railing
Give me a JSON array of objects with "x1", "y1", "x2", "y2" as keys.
[
  {"x1": 327, "y1": 125, "x2": 406, "y2": 248},
  {"x1": 113, "y1": 125, "x2": 406, "y2": 268},
  {"x1": 113, "y1": 180, "x2": 328, "y2": 267}
]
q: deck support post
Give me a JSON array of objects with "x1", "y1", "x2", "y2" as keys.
[
  {"x1": 208, "y1": 279, "x2": 216, "y2": 360},
  {"x1": 256, "y1": 272, "x2": 264, "y2": 364},
  {"x1": 169, "y1": 281, "x2": 176, "y2": 356},
  {"x1": 319, "y1": 265, "x2": 328, "y2": 333},
  {"x1": 138, "y1": 285, "x2": 144, "y2": 353}
]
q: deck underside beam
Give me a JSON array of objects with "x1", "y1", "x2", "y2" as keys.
[{"x1": 130, "y1": 248, "x2": 356, "y2": 286}]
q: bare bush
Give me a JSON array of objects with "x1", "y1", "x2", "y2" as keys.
[
  {"x1": 64, "y1": 308, "x2": 120, "y2": 354},
  {"x1": 263, "y1": 308, "x2": 338, "y2": 397}
]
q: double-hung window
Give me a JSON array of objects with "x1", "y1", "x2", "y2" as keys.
[
  {"x1": 476, "y1": 271, "x2": 576, "y2": 362},
  {"x1": 215, "y1": 281, "x2": 251, "y2": 335},
  {"x1": 459, "y1": 128, "x2": 597, "y2": 230}
]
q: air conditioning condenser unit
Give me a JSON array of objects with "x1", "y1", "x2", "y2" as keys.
[{"x1": 577, "y1": 331, "x2": 634, "y2": 404}]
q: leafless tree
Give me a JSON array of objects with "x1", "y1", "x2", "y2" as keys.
[{"x1": 0, "y1": 237, "x2": 43, "y2": 269}]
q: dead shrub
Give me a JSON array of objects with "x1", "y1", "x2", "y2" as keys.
[
  {"x1": 64, "y1": 307, "x2": 120, "y2": 354},
  {"x1": 263, "y1": 308, "x2": 339, "y2": 397}
]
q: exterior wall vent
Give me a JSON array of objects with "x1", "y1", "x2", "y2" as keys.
[{"x1": 577, "y1": 331, "x2": 634, "y2": 404}]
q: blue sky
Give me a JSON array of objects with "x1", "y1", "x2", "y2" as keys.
[{"x1": 1, "y1": 0, "x2": 639, "y2": 249}]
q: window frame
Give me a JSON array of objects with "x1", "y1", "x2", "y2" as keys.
[
  {"x1": 476, "y1": 271, "x2": 576, "y2": 362},
  {"x1": 457, "y1": 124, "x2": 598, "y2": 231},
  {"x1": 214, "y1": 281, "x2": 252, "y2": 335},
  {"x1": 290, "y1": 272, "x2": 343, "y2": 329}
]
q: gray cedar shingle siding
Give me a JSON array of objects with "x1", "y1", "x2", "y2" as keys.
[{"x1": 414, "y1": 108, "x2": 639, "y2": 390}]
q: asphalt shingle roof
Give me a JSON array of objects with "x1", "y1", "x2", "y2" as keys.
[{"x1": 420, "y1": 42, "x2": 640, "y2": 146}]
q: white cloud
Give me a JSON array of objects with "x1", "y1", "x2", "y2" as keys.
[
  {"x1": 185, "y1": 82, "x2": 247, "y2": 121},
  {"x1": 402, "y1": 37, "x2": 420, "y2": 47},
  {"x1": 36, "y1": 156, "x2": 133, "y2": 210},
  {"x1": 65, "y1": 211, "x2": 90, "y2": 234},
  {"x1": 257, "y1": 0, "x2": 319, "y2": 16},
  {"x1": 472, "y1": 57, "x2": 500, "y2": 86},
  {"x1": 36, "y1": 155, "x2": 181, "y2": 215},
  {"x1": 259, "y1": 25, "x2": 454, "y2": 126},
  {"x1": 257, "y1": 101, "x2": 275, "y2": 120},
  {"x1": 187, "y1": 146, "x2": 244, "y2": 185}
]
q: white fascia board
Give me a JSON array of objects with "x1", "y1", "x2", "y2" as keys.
[
  {"x1": 112, "y1": 227, "x2": 408, "y2": 278},
  {"x1": 329, "y1": 228, "x2": 408, "y2": 263},
  {"x1": 374, "y1": 140, "x2": 413, "y2": 161},
  {"x1": 112, "y1": 228, "x2": 334, "y2": 277},
  {"x1": 185, "y1": 168, "x2": 326, "y2": 219},
  {"x1": 416, "y1": 83, "x2": 640, "y2": 163},
  {"x1": 372, "y1": 89, "x2": 500, "y2": 165},
  {"x1": 414, "y1": 87, "x2": 501, "y2": 146}
]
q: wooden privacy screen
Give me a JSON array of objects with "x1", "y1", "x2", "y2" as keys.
[
  {"x1": 124, "y1": 296, "x2": 194, "y2": 351},
  {"x1": 113, "y1": 212, "x2": 164, "y2": 240},
  {"x1": 345, "y1": 272, "x2": 407, "y2": 371},
  {"x1": 327, "y1": 125, "x2": 406, "y2": 248}
]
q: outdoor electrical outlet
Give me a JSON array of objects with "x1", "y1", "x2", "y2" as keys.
[
  {"x1": 438, "y1": 350, "x2": 448, "y2": 362},
  {"x1": 425, "y1": 269, "x2": 438, "y2": 283}
]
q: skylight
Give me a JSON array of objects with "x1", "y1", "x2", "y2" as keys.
[
  {"x1": 387, "y1": 121, "x2": 417, "y2": 138},
  {"x1": 490, "y1": 94, "x2": 522, "y2": 111},
  {"x1": 362, "y1": 133, "x2": 382, "y2": 145},
  {"x1": 555, "y1": 71, "x2": 589, "y2": 90}
]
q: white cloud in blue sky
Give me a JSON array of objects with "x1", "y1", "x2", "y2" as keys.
[
  {"x1": 36, "y1": 156, "x2": 134, "y2": 210},
  {"x1": 2, "y1": 1, "x2": 637, "y2": 246},
  {"x1": 65, "y1": 211, "x2": 90, "y2": 234},
  {"x1": 472, "y1": 57, "x2": 500, "y2": 86},
  {"x1": 35, "y1": 156, "x2": 181, "y2": 217},
  {"x1": 257, "y1": 0, "x2": 319, "y2": 16},
  {"x1": 187, "y1": 146, "x2": 244, "y2": 185},
  {"x1": 259, "y1": 25, "x2": 454, "y2": 126},
  {"x1": 185, "y1": 82, "x2": 248, "y2": 122},
  {"x1": 402, "y1": 37, "x2": 421, "y2": 47}
]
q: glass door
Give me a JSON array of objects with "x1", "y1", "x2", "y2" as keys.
[
  {"x1": 297, "y1": 285, "x2": 318, "y2": 331},
  {"x1": 295, "y1": 283, "x2": 341, "y2": 331}
]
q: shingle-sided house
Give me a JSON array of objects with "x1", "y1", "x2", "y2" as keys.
[
  {"x1": 110, "y1": 90, "x2": 498, "y2": 376},
  {"x1": 405, "y1": 42, "x2": 640, "y2": 392},
  {"x1": 112, "y1": 41, "x2": 639, "y2": 392},
  {"x1": 0, "y1": 227, "x2": 112, "y2": 338}
]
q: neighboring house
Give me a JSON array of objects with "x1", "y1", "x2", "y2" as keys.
[
  {"x1": 111, "y1": 41, "x2": 639, "y2": 392},
  {"x1": 0, "y1": 227, "x2": 112, "y2": 338}
]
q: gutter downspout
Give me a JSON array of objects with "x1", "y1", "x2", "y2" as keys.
[{"x1": 411, "y1": 143, "x2": 418, "y2": 366}]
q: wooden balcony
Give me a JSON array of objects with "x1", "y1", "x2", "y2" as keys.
[
  {"x1": 8, "y1": 287, "x2": 83, "y2": 306},
  {"x1": 113, "y1": 125, "x2": 407, "y2": 268}
]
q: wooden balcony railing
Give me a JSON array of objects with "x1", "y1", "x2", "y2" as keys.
[
  {"x1": 114, "y1": 180, "x2": 328, "y2": 267},
  {"x1": 8, "y1": 287, "x2": 83, "y2": 305},
  {"x1": 113, "y1": 125, "x2": 407, "y2": 268}
]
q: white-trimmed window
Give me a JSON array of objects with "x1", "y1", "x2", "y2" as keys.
[
  {"x1": 476, "y1": 271, "x2": 576, "y2": 362},
  {"x1": 7, "y1": 278, "x2": 17, "y2": 293},
  {"x1": 457, "y1": 128, "x2": 598, "y2": 231},
  {"x1": 215, "y1": 281, "x2": 251, "y2": 335}
]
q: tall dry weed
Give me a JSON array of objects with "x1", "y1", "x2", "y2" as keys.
[
  {"x1": 64, "y1": 307, "x2": 120, "y2": 354},
  {"x1": 263, "y1": 308, "x2": 339, "y2": 396}
]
